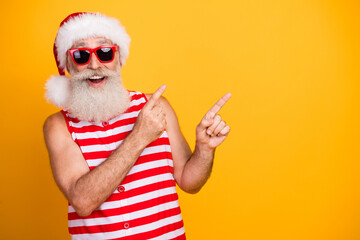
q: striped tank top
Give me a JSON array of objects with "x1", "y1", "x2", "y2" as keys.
[{"x1": 61, "y1": 91, "x2": 186, "y2": 240}]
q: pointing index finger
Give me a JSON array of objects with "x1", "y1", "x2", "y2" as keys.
[
  {"x1": 147, "y1": 85, "x2": 167, "y2": 107},
  {"x1": 205, "y1": 93, "x2": 232, "y2": 119}
]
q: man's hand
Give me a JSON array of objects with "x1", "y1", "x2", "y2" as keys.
[
  {"x1": 133, "y1": 85, "x2": 168, "y2": 145},
  {"x1": 196, "y1": 93, "x2": 231, "y2": 151}
]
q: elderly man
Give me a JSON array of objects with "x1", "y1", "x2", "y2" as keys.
[{"x1": 43, "y1": 12, "x2": 231, "y2": 240}]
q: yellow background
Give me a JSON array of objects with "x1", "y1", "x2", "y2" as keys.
[{"x1": 0, "y1": 0, "x2": 359, "y2": 239}]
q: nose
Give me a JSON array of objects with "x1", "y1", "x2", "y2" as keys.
[{"x1": 87, "y1": 52, "x2": 101, "y2": 69}]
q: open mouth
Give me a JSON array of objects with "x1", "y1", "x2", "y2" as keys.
[
  {"x1": 88, "y1": 75, "x2": 105, "y2": 83},
  {"x1": 87, "y1": 75, "x2": 106, "y2": 87}
]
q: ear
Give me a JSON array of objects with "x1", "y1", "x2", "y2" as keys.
[
  {"x1": 66, "y1": 54, "x2": 71, "y2": 74},
  {"x1": 117, "y1": 51, "x2": 122, "y2": 67}
]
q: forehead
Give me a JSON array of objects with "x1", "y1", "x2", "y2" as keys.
[{"x1": 71, "y1": 37, "x2": 113, "y2": 48}]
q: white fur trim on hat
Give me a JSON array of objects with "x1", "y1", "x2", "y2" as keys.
[
  {"x1": 55, "y1": 12, "x2": 131, "y2": 72},
  {"x1": 45, "y1": 75, "x2": 71, "y2": 108}
]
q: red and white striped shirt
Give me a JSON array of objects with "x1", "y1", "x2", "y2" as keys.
[{"x1": 61, "y1": 91, "x2": 186, "y2": 240}]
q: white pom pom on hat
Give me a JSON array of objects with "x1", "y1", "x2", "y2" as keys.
[
  {"x1": 45, "y1": 12, "x2": 131, "y2": 107},
  {"x1": 45, "y1": 75, "x2": 71, "y2": 108}
]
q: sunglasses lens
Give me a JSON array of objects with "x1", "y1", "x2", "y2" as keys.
[
  {"x1": 73, "y1": 50, "x2": 90, "y2": 64},
  {"x1": 96, "y1": 47, "x2": 114, "y2": 62}
]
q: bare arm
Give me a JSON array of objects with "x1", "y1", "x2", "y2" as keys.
[
  {"x1": 152, "y1": 93, "x2": 231, "y2": 194},
  {"x1": 44, "y1": 86, "x2": 167, "y2": 216}
]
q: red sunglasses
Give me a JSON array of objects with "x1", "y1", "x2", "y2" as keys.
[{"x1": 68, "y1": 45, "x2": 118, "y2": 65}]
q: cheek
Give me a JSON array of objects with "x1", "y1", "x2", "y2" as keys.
[
  {"x1": 108, "y1": 63, "x2": 119, "y2": 71},
  {"x1": 105, "y1": 58, "x2": 120, "y2": 71},
  {"x1": 68, "y1": 62, "x2": 86, "y2": 74},
  {"x1": 67, "y1": 54, "x2": 87, "y2": 73}
]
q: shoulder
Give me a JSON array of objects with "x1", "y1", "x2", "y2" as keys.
[
  {"x1": 144, "y1": 93, "x2": 171, "y2": 106},
  {"x1": 146, "y1": 94, "x2": 176, "y2": 114},
  {"x1": 43, "y1": 111, "x2": 68, "y2": 140},
  {"x1": 43, "y1": 111, "x2": 65, "y2": 129}
]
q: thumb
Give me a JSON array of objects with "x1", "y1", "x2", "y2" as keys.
[{"x1": 199, "y1": 117, "x2": 214, "y2": 129}]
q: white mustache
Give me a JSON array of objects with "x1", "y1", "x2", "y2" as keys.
[{"x1": 71, "y1": 68, "x2": 119, "y2": 81}]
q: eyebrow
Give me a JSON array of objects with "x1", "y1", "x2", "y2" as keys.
[
  {"x1": 97, "y1": 39, "x2": 112, "y2": 45},
  {"x1": 73, "y1": 42, "x2": 86, "y2": 48},
  {"x1": 73, "y1": 39, "x2": 112, "y2": 49}
]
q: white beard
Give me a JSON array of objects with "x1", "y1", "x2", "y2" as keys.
[{"x1": 67, "y1": 66, "x2": 130, "y2": 123}]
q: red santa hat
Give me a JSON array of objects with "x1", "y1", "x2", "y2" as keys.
[{"x1": 45, "y1": 12, "x2": 131, "y2": 107}]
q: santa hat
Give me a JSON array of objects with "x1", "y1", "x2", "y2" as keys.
[{"x1": 45, "y1": 12, "x2": 131, "y2": 107}]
